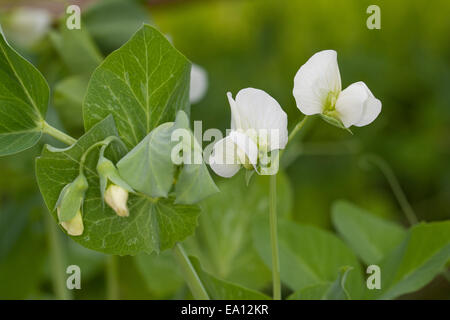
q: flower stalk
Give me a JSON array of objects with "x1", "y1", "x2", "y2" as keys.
[
  {"x1": 173, "y1": 243, "x2": 209, "y2": 300},
  {"x1": 269, "y1": 174, "x2": 281, "y2": 300}
]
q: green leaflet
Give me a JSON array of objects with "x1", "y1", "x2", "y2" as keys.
[
  {"x1": 83, "y1": 0, "x2": 152, "y2": 54},
  {"x1": 190, "y1": 256, "x2": 271, "y2": 300},
  {"x1": 49, "y1": 22, "x2": 102, "y2": 76},
  {"x1": 252, "y1": 217, "x2": 365, "y2": 298},
  {"x1": 172, "y1": 111, "x2": 219, "y2": 204},
  {"x1": 83, "y1": 24, "x2": 191, "y2": 149},
  {"x1": 185, "y1": 171, "x2": 292, "y2": 290},
  {"x1": 374, "y1": 221, "x2": 450, "y2": 299},
  {"x1": 134, "y1": 251, "x2": 184, "y2": 298},
  {"x1": 288, "y1": 266, "x2": 353, "y2": 300},
  {"x1": 0, "y1": 29, "x2": 49, "y2": 156},
  {"x1": 117, "y1": 110, "x2": 218, "y2": 203},
  {"x1": 117, "y1": 122, "x2": 175, "y2": 198},
  {"x1": 332, "y1": 200, "x2": 407, "y2": 265},
  {"x1": 36, "y1": 116, "x2": 201, "y2": 255}
]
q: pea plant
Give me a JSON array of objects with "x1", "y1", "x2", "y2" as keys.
[{"x1": 0, "y1": 22, "x2": 449, "y2": 301}]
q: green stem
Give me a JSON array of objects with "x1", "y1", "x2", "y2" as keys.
[
  {"x1": 361, "y1": 154, "x2": 418, "y2": 225},
  {"x1": 269, "y1": 174, "x2": 281, "y2": 300},
  {"x1": 173, "y1": 243, "x2": 209, "y2": 300},
  {"x1": 288, "y1": 116, "x2": 309, "y2": 144},
  {"x1": 45, "y1": 213, "x2": 72, "y2": 300},
  {"x1": 106, "y1": 255, "x2": 120, "y2": 300},
  {"x1": 42, "y1": 121, "x2": 77, "y2": 145}
]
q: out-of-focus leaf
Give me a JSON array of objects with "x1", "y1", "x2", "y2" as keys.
[
  {"x1": 53, "y1": 76, "x2": 88, "y2": 133},
  {"x1": 83, "y1": 25, "x2": 191, "y2": 150},
  {"x1": 288, "y1": 266, "x2": 353, "y2": 300},
  {"x1": 84, "y1": 0, "x2": 152, "y2": 54},
  {"x1": 375, "y1": 221, "x2": 450, "y2": 299},
  {"x1": 0, "y1": 201, "x2": 46, "y2": 299},
  {"x1": 134, "y1": 251, "x2": 184, "y2": 298},
  {"x1": 185, "y1": 171, "x2": 292, "y2": 290},
  {"x1": 36, "y1": 116, "x2": 201, "y2": 255},
  {"x1": 50, "y1": 23, "x2": 102, "y2": 76},
  {"x1": 0, "y1": 29, "x2": 49, "y2": 156},
  {"x1": 190, "y1": 256, "x2": 271, "y2": 300},
  {"x1": 253, "y1": 218, "x2": 364, "y2": 298},
  {"x1": 332, "y1": 200, "x2": 407, "y2": 265}
]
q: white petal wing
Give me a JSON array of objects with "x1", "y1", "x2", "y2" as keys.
[
  {"x1": 208, "y1": 136, "x2": 241, "y2": 178},
  {"x1": 353, "y1": 82, "x2": 382, "y2": 127},
  {"x1": 335, "y1": 82, "x2": 367, "y2": 128}
]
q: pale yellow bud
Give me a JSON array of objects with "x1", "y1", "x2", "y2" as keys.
[
  {"x1": 105, "y1": 185, "x2": 129, "y2": 217},
  {"x1": 58, "y1": 209, "x2": 84, "y2": 236}
]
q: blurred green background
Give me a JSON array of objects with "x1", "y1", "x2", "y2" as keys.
[{"x1": 0, "y1": 0, "x2": 449, "y2": 299}]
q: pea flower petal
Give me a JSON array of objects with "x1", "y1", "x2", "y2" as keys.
[
  {"x1": 293, "y1": 50, "x2": 341, "y2": 115},
  {"x1": 209, "y1": 136, "x2": 241, "y2": 178},
  {"x1": 104, "y1": 185, "x2": 129, "y2": 217}
]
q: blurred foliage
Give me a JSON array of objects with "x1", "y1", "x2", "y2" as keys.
[{"x1": 0, "y1": 0, "x2": 449, "y2": 299}]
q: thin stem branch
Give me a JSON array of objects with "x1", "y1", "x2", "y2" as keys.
[
  {"x1": 173, "y1": 243, "x2": 209, "y2": 300},
  {"x1": 361, "y1": 154, "x2": 418, "y2": 225},
  {"x1": 269, "y1": 174, "x2": 281, "y2": 300},
  {"x1": 42, "y1": 121, "x2": 77, "y2": 145},
  {"x1": 106, "y1": 255, "x2": 120, "y2": 300},
  {"x1": 288, "y1": 116, "x2": 309, "y2": 144},
  {"x1": 44, "y1": 213, "x2": 72, "y2": 300}
]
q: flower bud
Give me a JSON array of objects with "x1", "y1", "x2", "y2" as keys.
[
  {"x1": 104, "y1": 184, "x2": 129, "y2": 217},
  {"x1": 55, "y1": 174, "x2": 88, "y2": 235},
  {"x1": 97, "y1": 156, "x2": 133, "y2": 202},
  {"x1": 58, "y1": 209, "x2": 84, "y2": 236}
]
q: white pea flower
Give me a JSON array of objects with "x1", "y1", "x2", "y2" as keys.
[
  {"x1": 190, "y1": 63, "x2": 208, "y2": 104},
  {"x1": 104, "y1": 185, "x2": 129, "y2": 217},
  {"x1": 7, "y1": 8, "x2": 51, "y2": 48},
  {"x1": 209, "y1": 88, "x2": 288, "y2": 177},
  {"x1": 293, "y1": 50, "x2": 381, "y2": 129}
]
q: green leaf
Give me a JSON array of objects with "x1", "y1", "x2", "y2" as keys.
[
  {"x1": 0, "y1": 30, "x2": 49, "y2": 156},
  {"x1": 288, "y1": 266, "x2": 353, "y2": 300},
  {"x1": 53, "y1": 76, "x2": 88, "y2": 132},
  {"x1": 0, "y1": 200, "x2": 46, "y2": 299},
  {"x1": 252, "y1": 218, "x2": 364, "y2": 298},
  {"x1": 185, "y1": 171, "x2": 292, "y2": 290},
  {"x1": 83, "y1": 24, "x2": 191, "y2": 149},
  {"x1": 117, "y1": 122, "x2": 175, "y2": 198},
  {"x1": 50, "y1": 23, "x2": 102, "y2": 76},
  {"x1": 36, "y1": 116, "x2": 201, "y2": 255},
  {"x1": 84, "y1": 0, "x2": 152, "y2": 54},
  {"x1": 332, "y1": 200, "x2": 407, "y2": 265},
  {"x1": 172, "y1": 111, "x2": 218, "y2": 204},
  {"x1": 376, "y1": 221, "x2": 450, "y2": 299},
  {"x1": 190, "y1": 256, "x2": 271, "y2": 300},
  {"x1": 134, "y1": 251, "x2": 184, "y2": 298}
]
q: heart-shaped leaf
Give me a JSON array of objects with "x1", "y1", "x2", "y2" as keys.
[
  {"x1": 190, "y1": 256, "x2": 271, "y2": 300},
  {"x1": 83, "y1": 24, "x2": 191, "y2": 149},
  {"x1": 288, "y1": 266, "x2": 353, "y2": 300},
  {"x1": 332, "y1": 200, "x2": 407, "y2": 265},
  {"x1": 36, "y1": 116, "x2": 200, "y2": 255},
  {"x1": 185, "y1": 171, "x2": 292, "y2": 290},
  {"x1": 375, "y1": 221, "x2": 450, "y2": 299},
  {"x1": 0, "y1": 29, "x2": 49, "y2": 156},
  {"x1": 252, "y1": 217, "x2": 364, "y2": 298}
]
